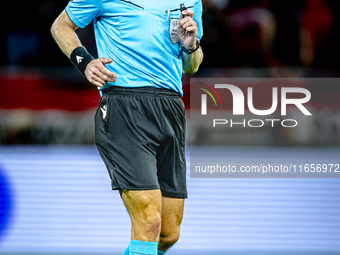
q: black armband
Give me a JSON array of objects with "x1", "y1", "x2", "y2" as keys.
[{"x1": 70, "y1": 46, "x2": 95, "y2": 75}]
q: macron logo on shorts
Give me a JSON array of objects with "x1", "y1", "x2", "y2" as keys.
[
  {"x1": 100, "y1": 105, "x2": 107, "y2": 119},
  {"x1": 76, "y1": 55, "x2": 83, "y2": 64}
]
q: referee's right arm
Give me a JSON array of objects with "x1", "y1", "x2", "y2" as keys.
[{"x1": 51, "y1": 10, "x2": 116, "y2": 87}]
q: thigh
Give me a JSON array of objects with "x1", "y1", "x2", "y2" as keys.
[
  {"x1": 160, "y1": 196, "x2": 184, "y2": 236},
  {"x1": 122, "y1": 190, "x2": 162, "y2": 241}
]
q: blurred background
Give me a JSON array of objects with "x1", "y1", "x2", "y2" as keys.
[{"x1": 0, "y1": 0, "x2": 340, "y2": 254}]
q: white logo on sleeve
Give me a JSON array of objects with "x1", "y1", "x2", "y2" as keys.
[
  {"x1": 100, "y1": 105, "x2": 107, "y2": 119},
  {"x1": 76, "y1": 55, "x2": 84, "y2": 64}
]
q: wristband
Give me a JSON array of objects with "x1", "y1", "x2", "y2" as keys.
[
  {"x1": 70, "y1": 46, "x2": 95, "y2": 75},
  {"x1": 181, "y1": 40, "x2": 200, "y2": 55}
]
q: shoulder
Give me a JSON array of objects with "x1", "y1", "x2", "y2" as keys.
[
  {"x1": 192, "y1": 0, "x2": 202, "y2": 12},
  {"x1": 192, "y1": 0, "x2": 203, "y2": 15},
  {"x1": 194, "y1": 0, "x2": 202, "y2": 6}
]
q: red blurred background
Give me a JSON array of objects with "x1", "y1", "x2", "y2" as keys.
[{"x1": 1, "y1": 0, "x2": 340, "y2": 144}]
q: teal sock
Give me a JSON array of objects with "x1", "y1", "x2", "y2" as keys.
[
  {"x1": 158, "y1": 250, "x2": 166, "y2": 255},
  {"x1": 122, "y1": 245, "x2": 129, "y2": 255},
  {"x1": 129, "y1": 240, "x2": 158, "y2": 255}
]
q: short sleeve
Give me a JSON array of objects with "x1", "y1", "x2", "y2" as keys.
[
  {"x1": 66, "y1": 0, "x2": 102, "y2": 28},
  {"x1": 193, "y1": 0, "x2": 203, "y2": 42}
]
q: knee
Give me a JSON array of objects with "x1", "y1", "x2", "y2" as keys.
[
  {"x1": 159, "y1": 231, "x2": 180, "y2": 249},
  {"x1": 123, "y1": 190, "x2": 162, "y2": 241},
  {"x1": 143, "y1": 211, "x2": 162, "y2": 237},
  {"x1": 140, "y1": 198, "x2": 162, "y2": 235}
]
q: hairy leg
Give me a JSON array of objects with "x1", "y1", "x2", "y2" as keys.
[
  {"x1": 158, "y1": 196, "x2": 184, "y2": 252},
  {"x1": 122, "y1": 190, "x2": 162, "y2": 242}
]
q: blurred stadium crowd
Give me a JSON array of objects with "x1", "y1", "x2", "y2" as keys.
[
  {"x1": 0, "y1": 0, "x2": 340, "y2": 144},
  {"x1": 201, "y1": 0, "x2": 340, "y2": 71},
  {"x1": 1, "y1": 0, "x2": 340, "y2": 71}
]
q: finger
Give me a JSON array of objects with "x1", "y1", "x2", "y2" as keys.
[
  {"x1": 104, "y1": 75, "x2": 117, "y2": 82},
  {"x1": 185, "y1": 26, "x2": 197, "y2": 33},
  {"x1": 91, "y1": 80, "x2": 104, "y2": 88},
  {"x1": 88, "y1": 75, "x2": 104, "y2": 87},
  {"x1": 91, "y1": 73, "x2": 107, "y2": 86},
  {"x1": 92, "y1": 60, "x2": 116, "y2": 79},
  {"x1": 98, "y1": 66, "x2": 117, "y2": 79},
  {"x1": 178, "y1": 19, "x2": 196, "y2": 32},
  {"x1": 178, "y1": 16, "x2": 192, "y2": 28},
  {"x1": 93, "y1": 67, "x2": 116, "y2": 82},
  {"x1": 181, "y1": 10, "x2": 194, "y2": 19},
  {"x1": 97, "y1": 58, "x2": 117, "y2": 78},
  {"x1": 99, "y1": 57, "x2": 113, "y2": 64},
  {"x1": 182, "y1": 20, "x2": 197, "y2": 30},
  {"x1": 86, "y1": 67, "x2": 107, "y2": 86}
]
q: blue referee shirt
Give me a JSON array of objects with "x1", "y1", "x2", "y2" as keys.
[{"x1": 66, "y1": 0, "x2": 203, "y2": 96}]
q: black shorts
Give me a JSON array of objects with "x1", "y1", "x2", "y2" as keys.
[{"x1": 94, "y1": 86, "x2": 187, "y2": 198}]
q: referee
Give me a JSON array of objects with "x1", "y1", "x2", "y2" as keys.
[{"x1": 51, "y1": 1, "x2": 203, "y2": 254}]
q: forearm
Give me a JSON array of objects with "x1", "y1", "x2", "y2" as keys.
[
  {"x1": 51, "y1": 10, "x2": 81, "y2": 58},
  {"x1": 181, "y1": 47, "x2": 203, "y2": 75},
  {"x1": 51, "y1": 10, "x2": 116, "y2": 87}
]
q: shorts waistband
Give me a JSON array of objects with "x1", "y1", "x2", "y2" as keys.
[{"x1": 101, "y1": 86, "x2": 180, "y2": 98}]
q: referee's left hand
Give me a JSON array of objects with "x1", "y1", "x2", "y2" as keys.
[{"x1": 177, "y1": 9, "x2": 197, "y2": 50}]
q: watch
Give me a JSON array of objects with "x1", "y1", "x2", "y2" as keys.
[{"x1": 181, "y1": 40, "x2": 200, "y2": 55}]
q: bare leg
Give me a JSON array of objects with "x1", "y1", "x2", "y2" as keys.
[
  {"x1": 158, "y1": 196, "x2": 184, "y2": 252},
  {"x1": 122, "y1": 190, "x2": 162, "y2": 242}
]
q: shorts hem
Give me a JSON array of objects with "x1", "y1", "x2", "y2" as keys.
[
  {"x1": 112, "y1": 185, "x2": 160, "y2": 191},
  {"x1": 161, "y1": 189, "x2": 188, "y2": 199}
]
